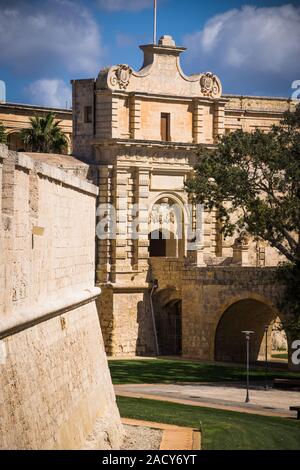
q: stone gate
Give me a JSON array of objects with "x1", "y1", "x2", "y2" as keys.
[
  {"x1": 150, "y1": 258, "x2": 285, "y2": 362},
  {"x1": 71, "y1": 34, "x2": 295, "y2": 365}
]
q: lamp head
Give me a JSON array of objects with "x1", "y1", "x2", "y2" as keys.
[{"x1": 242, "y1": 330, "x2": 255, "y2": 340}]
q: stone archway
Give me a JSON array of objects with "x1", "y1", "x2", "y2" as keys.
[
  {"x1": 148, "y1": 195, "x2": 186, "y2": 258},
  {"x1": 153, "y1": 287, "x2": 182, "y2": 356},
  {"x1": 214, "y1": 298, "x2": 286, "y2": 363}
]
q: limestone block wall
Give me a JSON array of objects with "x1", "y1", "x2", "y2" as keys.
[
  {"x1": 98, "y1": 286, "x2": 156, "y2": 357},
  {"x1": 0, "y1": 145, "x2": 8, "y2": 314},
  {"x1": 0, "y1": 302, "x2": 121, "y2": 450},
  {"x1": 139, "y1": 99, "x2": 193, "y2": 143},
  {"x1": 224, "y1": 95, "x2": 295, "y2": 133},
  {"x1": 0, "y1": 145, "x2": 122, "y2": 449},
  {"x1": 150, "y1": 258, "x2": 283, "y2": 361},
  {"x1": 72, "y1": 79, "x2": 95, "y2": 159}
]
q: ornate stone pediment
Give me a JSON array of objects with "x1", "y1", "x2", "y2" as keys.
[{"x1": 96, "y1": 35, "x2": 222, "y2": 99}]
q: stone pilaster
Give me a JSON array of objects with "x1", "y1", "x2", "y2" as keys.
[
  {"x1": 111, "y1": 96, "x2": 119, "y2": 139},
  {"x1": 192, "y1": 99, "x2": 205, "y2": 144},
  {"x1": 114, "y1": 167, "x2": 130, "y2": 274},
  {"x1": 96, "y1": 165, "x2": 113, "y2": 283},
  {"x1": 129, "y1": 94, "x2": 141, "y2": 140},
  {"x1": 213, "y1": 100, "x2": 226, "y2": 142},
  {"x1": 203, "y1": 208, "x2": 218, "y2": 255},
  {"x1": 232, "y1": 240, "x2": 250, "y2": 266},
  {"x1": 133, "y1": 168, "x2": 150, "y2": 270}
]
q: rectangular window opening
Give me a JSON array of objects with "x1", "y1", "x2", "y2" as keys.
[
  {"x1": 161, "y1": 113, "x2": 171, "y2": 141},
  {"x1": 84, "y1": 106, "x2": 93, "y2": 123}
]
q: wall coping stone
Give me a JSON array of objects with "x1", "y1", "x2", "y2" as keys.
[
  {"x1": 0, "y1": 286, "x2": 101, "y2": 340},
  {"x1": 5, "y1": 148, "x2": 98, "y2": 197}
]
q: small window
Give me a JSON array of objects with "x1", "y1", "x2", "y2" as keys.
[
  {"x1": 84, "y1": 106, "x2": 93, "y2": 123},
  {"x1": 161, "y1": 113, "x2": 171, "y2": 141}
]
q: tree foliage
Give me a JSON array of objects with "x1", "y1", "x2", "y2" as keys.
[
  {"x1": 0, "y1": 121, "x2": 7, "y2": 144},
  {"x1": 185, "y1": 104, "x2": 300, "y2": 265},
  {"x1": 21, "y1": 112, "x2": 68, "y2": 154},
  {"x1": 185, "y1": 104, "x2": 300, "y2": 340}
]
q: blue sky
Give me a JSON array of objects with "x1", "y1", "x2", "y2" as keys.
[{"x1": 0, "y1": 0, "x2": 300, "y2": 108}]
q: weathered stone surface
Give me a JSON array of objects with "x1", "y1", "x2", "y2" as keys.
[
  {"x1": 0, "y1": 145, "x2": 122, "y2": 449},
  {"x1": 71, "y1": 36, "x2": 295, "y2": 360}
]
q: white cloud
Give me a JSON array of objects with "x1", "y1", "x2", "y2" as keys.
[
  {"x1": 97, "y1": 0, "x2": 154, "y2": 11},
  {"x1": 184, "y1": 5, "x2": 300, "y2": 95},
  {"x1": 26, "y1": 79, "x2": 72, "y2": 108},
  {"x1": 0, "y1": 0, "x2": 104, "y2": 77}
]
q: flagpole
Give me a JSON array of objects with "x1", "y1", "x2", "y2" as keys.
[{"x1": 153, "y1": 0, "x2": 157, "y2": 44}]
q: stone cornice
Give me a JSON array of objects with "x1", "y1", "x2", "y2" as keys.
[
  {"x1": 97, "y1": 89, "x2": 228, "y2": 105},
  {"x1": 225, "y1": 108, "x2": 287, "y2": 117},
  {"x1": 0, "y1": 101, "x2": 72, "y2": 115},
  {"x1": 94, "y1": 138, "x2": 215, "y2": 151}
]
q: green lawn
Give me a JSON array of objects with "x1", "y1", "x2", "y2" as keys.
[
  {"x1": 117, "y1": 396, "x2": 300, "y2": 450},
  {"x1": 272, "y1": 353, "x2": 288, "y2": 360},
  {"x1": 109, "y1": 358, "x2": 299, "y2": 384}
]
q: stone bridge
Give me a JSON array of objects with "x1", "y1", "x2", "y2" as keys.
[{"x1": 150, "y1": 258, "x2": 286, "y2": 363}]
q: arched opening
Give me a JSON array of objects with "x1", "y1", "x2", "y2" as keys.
[
  {"x1": 215, "y1": 298, "x2": 287, "y2": 363},
  {"x1": 156, "y1": 299, "x2": 182, "y2": 356},
  {"x1": 153, "y1": 287, "x2": 182, "y2": 356},
  {"x1": 148, "y1": 196, "x2": 186, "y2": 258},
  {"x1": 148, "y1": 229, "x2": 177, "y2": 257}
]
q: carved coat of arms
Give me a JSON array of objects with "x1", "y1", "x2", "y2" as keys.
[
  {"x1": 200, "y1": 72, "x2": 221, "y2": 98},
  {"x1": 110, "y1": 64, "x2": 132, "y2": 89}
]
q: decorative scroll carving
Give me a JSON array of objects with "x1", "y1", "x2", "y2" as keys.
[
  {"x1": 110, "y1": 64, "x2": 132, "y2": 89},
  {"x1": 149, "y1": 200, "x2": 177, "y2": 225},
  {"x1": 200, "y1": 72, "x2": 221, "y2": 98}
]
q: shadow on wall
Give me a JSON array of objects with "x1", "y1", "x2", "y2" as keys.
[{"x1": 214, "y1": 298, "x2": 286, "y2": 363}]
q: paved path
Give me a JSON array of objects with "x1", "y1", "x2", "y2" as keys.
[
  {"x1": 121, "y1": 418, "x2": 201, "y2": 450},
  {"x1": 115, "y1": 382, "x2": 300, "y2": 419}
]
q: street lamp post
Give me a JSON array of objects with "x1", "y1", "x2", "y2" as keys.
[
  {"x1": 264, "y1": 325, "x2": 269, "y2": 391},
  {"x1": 242, "y1": 331, "x2": 254, "y2": 403}
]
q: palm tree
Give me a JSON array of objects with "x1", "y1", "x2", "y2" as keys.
[
  {"x1": 21, "y1": 112, "x2": 68, "y2": 153},
  {"x1": 0, "y1": 121, "x2": 7, "y2": 144}
]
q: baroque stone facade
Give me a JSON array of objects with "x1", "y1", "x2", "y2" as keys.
[
  {"x1": 71, "y1": 35, "x2": 296, "y2": 361},
  {"x1": 0, "y1": 144, "x2": 122, "y2": 449}
]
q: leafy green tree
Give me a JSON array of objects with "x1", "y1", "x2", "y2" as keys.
[
  {"x1": 0, "y1": 121, "x2": 7, "y2": 144},
  {"x1": 21, "y1": 112, "x2": 68, "y2": 154},
  {"x1": 185, "y1": 104, "x2": 300, "y2": 340}
]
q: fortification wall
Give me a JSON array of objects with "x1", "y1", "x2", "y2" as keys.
[{"x1": 0, "y1": 145, "x2": 122, "y2": 449}]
